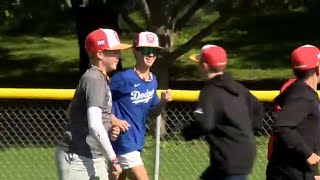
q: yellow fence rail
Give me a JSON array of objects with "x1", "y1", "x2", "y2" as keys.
[
  {"x1": 0, "y1": 88, "x2": 281, "y2": 102},
  {"x1": 0, "y1": 88, "x2": 282, "y2": 179}
]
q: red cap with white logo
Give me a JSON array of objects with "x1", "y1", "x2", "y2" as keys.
[
  {"x1": 189, "y1": 45, "x2": 227, "y2": 67},
  {"x1": 291, "y1": 44, "x2": 320, "y2": 71},
  {"x1": 134, "y1": 32, "x2": 163, "y2": 48},
  {"x1": 85, "y1": 28, "x2": 131, "y2": 55}
]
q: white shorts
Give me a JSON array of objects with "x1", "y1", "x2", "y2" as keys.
[{"x1": 118, "y1": 151, "x2": 144, "y2": 170}]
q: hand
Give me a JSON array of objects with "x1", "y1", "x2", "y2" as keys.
[
  {"x1": 109, "y1": 125, "x2": 120, "y2": 141},
  {"x1": 315, "y1": 176, "x2": 320, "y2": 180},
  {"x1": 307, "y1": 153, "x2": 320, "y2": 165},
  {"x1": 111, "y1": 163, "x2": 122, "y2": 179},
  {"x1": 161, "y1": 89, "x2": 172, "y2": 102},
  {"x1": 113, "y1": 118, "x2": 130, "y2": 132}
]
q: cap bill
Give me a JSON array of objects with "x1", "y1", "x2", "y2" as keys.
[
  {"x1": 107, "y1": 43, "x2": 132, "y2": 50},
  {"x1": 189, "y1": 54, "x2": 200, "y2": 62}
]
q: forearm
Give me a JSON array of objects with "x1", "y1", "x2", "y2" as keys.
[
  {"x1": 87, "y1": 107, "x2": 117, "y2": 161},
  {"x1": 276, "y1": 127, "x2": 313, "y2": 159},
  {"x1": 149, "y1": 100, "x2": 166, "y2": 118}
]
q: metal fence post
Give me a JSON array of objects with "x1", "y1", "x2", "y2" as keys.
[{"x1": 153, "y1": 115, "x2": 161, "y2": 180}]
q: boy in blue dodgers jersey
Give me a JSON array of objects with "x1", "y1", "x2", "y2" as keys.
[
  {"x1": 56, "y1": 28, "x2": 131, "y2": 180},
  {"x1": 109, "y1": 31, "x2": 172, "y2": 180}
]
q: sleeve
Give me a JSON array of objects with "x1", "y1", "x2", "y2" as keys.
[
  {"x1": 196, "y1": 88, "x2": 216, "y2": 132},
  {"x1": 109, "y1": 72, "x2": 127, "y2": 100},
  {"x1": 83, "y1": 76, "x2": 106, "y2": 108},
  {"x1": 87, "y1": 107, "x2": 116, "y2": 161},
  {"x1": 274, "y1": 98, "x2": 313, "y2": 159},
  {"x1": 182, "y1": 87, "x2": 216, "y2": 140},
  {"x1": 246, "y1": 91, "x2": 264, "y2": 130}
]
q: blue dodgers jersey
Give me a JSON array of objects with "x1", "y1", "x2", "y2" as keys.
[{"x1": 110, "y1": 68, "x2": 160, "y2": 155}]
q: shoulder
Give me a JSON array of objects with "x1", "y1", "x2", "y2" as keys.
[
  {"x1": 81, "y1": 68, "x2": 105, "y2": 83},
  {"x1": 151, "y1": 72, "x2": 157, "y2": 80},
  {"x1": 280, "y1": 78, "x2": 296, "y2": 92},
  {"x1": 111, "y1": 69, "x2": 134, "y2": 80}
]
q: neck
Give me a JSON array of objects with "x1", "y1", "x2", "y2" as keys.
[
  {"x1": 207, "y1": 72, "x2": 223, "y2": 80},
  {"x1": 304, "y1": 75, "x2": 318, "y2": 91},
  {"x1": 91, "y1": 61, "x2": 107, "y2": 75},
  {"x1": 135, "y1": 65, "x2": 150, "y2": 75}
]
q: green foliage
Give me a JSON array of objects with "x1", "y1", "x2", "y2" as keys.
[{"x1": 0, "y1": 0, "x2": 74, "y2": 35}]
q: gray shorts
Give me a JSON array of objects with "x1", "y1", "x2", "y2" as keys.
[{"x1": 55, "y1": 147, "x2": 108, "y2": 180}]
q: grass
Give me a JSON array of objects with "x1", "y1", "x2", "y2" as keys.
[
  {"x1": 0, "y1": 35, "x2": 135, "y2": 88},
  {"x1": 0, "y1": 137, "x2": 268, "y2": 180}
]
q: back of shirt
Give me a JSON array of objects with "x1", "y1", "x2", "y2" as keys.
[
  {"x1": 58, "y1": 67, "x2": 112, "y2": 158},
  {"x1": 270, "y1": 80, "x2": 320, "y2": 174},
  {"x1": 110, "y1": 69, "x2": 160, "y2": 155},
  {"x1": 184, "y1": 74, "x2": 264, "y2": 175}
]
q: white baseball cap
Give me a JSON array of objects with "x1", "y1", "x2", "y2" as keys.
[{"x1": 134, "y1": 31, "x2": 163, "y2": 48}]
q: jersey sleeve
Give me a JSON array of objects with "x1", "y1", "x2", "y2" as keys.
[
  {"x1": 274, "y1": 98, "x2": 313, "y2": 159},
  {"x1": 82, "y1": 76, "x2": 107, "y2": 108}
]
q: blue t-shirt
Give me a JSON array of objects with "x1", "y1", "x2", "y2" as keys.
[{"x1": 109, "y1": 68, "x2": 160, "y2": 155}]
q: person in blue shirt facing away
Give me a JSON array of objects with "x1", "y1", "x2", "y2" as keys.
[{"x1": 109, "y1": 31, "x2": 172, "y2": 180}]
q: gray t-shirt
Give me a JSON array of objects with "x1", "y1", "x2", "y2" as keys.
[{"x1": 58, "y1": 67, "x2": 112, "y2": 158}]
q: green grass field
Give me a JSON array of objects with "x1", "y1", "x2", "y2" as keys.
[{"x1": 0, "y1": 137, "x2": 268, "y2": 180}]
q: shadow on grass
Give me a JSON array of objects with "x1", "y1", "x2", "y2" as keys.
[{"x1": 0, "y1": 47, "x2": 79, "y2": 88}]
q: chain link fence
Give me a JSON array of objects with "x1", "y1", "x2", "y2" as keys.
[{"x1": 0, "y1": 99, "x2": 275, "y2": 180}]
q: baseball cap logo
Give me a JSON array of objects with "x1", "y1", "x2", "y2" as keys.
[
  {"x1": 146, "y1": 34, "x2": 155, "y2": 43},
  {"x1": 114, "y1": 31, "x2": 120, "y2": 43},
  {"x1": 97, "y1": 39, "x2": 105, "y2": 46}
]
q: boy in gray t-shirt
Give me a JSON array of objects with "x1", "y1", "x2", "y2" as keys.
[{"x1": 56, "y1": 28, "x2": 131, "y2": 180}]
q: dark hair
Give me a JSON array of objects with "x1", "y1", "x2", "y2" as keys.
[
  {"x1": 293, "y1": 67, "x2": 317, "y2": 80},
  {"x1": 207, "y1": 66, "x2": 226, "y2": 73}
]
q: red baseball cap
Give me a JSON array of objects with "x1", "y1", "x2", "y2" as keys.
[
  {"x1": 134, "y1": 31, "x2": 163, "y2": 48},
  {"x1": 291, "y1": 45, "x2": 320, "y2": 71},
  {"x1": 189, "y1": 45, "x2": 227, "y2": 67},
  {"x1": 85, "y1": 28, "x2": 131, "y2": 55}
]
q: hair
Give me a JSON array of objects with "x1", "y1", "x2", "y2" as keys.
[
  {"x1": 132, "y1": 38, "x2": 139, "y2": 49},
  {"x1": 207, "y1": 66, "x2": 226, "y2": 73},
  {"x1": 293, "y1": 67, "x2": 317, "y2": 80}
]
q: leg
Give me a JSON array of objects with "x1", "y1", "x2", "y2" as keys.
[
  {"x1": 118, "y1": 151, "x2": 148, "y2": 180},
  {"x1": 224, "y1": 175, "x2": 247, "y2": 180},
  {"x1": 55, "y1": 147, "x2": 108, "y2": 180},
  {"x1": 210, "y1": 170, "x2": 247, "y2": 180},
  {"x1": 55, "y1": 147, "x2": 71, "y2": 180},
  {"x1": 125, "y1": 165, "x2": 149, "y2": 180},
  {"x1": 117, "y1": 172, "x2": 127, "y2": 180}
]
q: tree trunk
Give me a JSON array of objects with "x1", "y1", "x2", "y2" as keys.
[
  {"x1": 147, "y1": 0, "x2": 175, "y2": 88},
  {"x1": 71, "y1": 1, "x2": 122, "y2": 78},
  {"x1": 146, "y1": 0, "x2": 176, "y2": 137}
]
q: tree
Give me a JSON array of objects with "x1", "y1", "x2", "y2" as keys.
[
  {"x1": 71, "y1": 0, "x2": 124, "y2": 76},
  {"x1": 119, "y1": 0, "x2": 308, "y2": 88}
]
